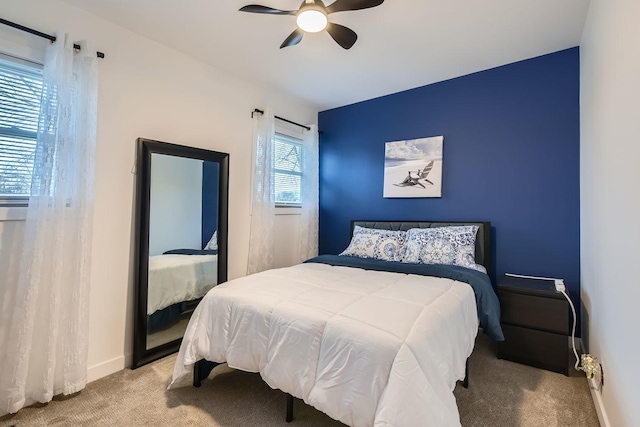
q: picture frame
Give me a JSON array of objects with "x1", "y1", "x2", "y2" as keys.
[{"x1": 383, "y1": 136, "x2": 443, "y2": 198}]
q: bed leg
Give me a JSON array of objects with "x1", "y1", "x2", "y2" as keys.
[
  {"x1": 463, "y1": 359, "x2": 470, "y2": 389},
  {"x1": 285, "y1": 393, "x2": 294, "y2": 423},
  {"x1": 193, "y1": 360, "x2": 219, "y2": 388}
]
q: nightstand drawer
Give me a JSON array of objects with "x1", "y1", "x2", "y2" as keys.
[
  {"x1": 498, "y1": 324, "x2": 569, "y2": 375},
  {"x1": 498, "y1": 290, "x2": 569, "y2": 334}
]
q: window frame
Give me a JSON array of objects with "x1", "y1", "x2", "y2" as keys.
[
  {"x1": 273, "y1": 132, "x2": 304, "y2": 208},
  {"x1": 0, "y1": 52, "x2": 44, "y2": 210}
]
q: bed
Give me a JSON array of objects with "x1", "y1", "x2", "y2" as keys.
[
  {"x1": 170, "y1": 221, "x2": 502, "y2": 427},
  {"x1": 147, "y1": 249, "x2": 218, "y2": 333}
]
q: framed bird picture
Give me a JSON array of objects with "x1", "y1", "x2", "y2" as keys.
[{"x1": 383, "y1": 136, "x2": 443, "y2": 198}]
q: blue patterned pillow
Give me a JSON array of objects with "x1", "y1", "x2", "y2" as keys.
[
  {"x1": 204, "y1": 230, "x2": 218, "y2": 250},
  {"x1": 339, "y1": 226, "x2": 407, "y2": 262},
  {"x1": 402, "y1": 226, "x2": 487, "y2": 273}
]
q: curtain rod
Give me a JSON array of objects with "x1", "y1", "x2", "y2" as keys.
[
  {"x1": 0, "y1": 17, "x2": 105, "y2": 59},
  {"x1": 252, "y1": 108, "x2": 311, "y2": 131}
]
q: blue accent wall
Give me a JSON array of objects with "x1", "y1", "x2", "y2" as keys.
[
  {"x1": 318, "y1": 48, "x2": 580, "y2": 304},
  {"x1": 202, "y1": 161, "x2": 219, "y2": 249}
]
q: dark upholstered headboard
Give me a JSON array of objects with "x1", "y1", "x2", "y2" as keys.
[{"x1": 351, "y1": 220, "x2": 492, "y2": 276}]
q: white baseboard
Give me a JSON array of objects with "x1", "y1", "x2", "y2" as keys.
[
  {"x1": 588, "y1": 377, "x2": 610, "y2": 427},
  {"x1": 87, "y1": 355, "x2": 126, "y2": 383}
]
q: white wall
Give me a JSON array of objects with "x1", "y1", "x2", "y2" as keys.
[
  {"x1": 149, "y1": 154, "x2": 202, "y2": 256},
  {"x1": 580, "y1": 0, "x2": 640, "y2": 426},
  {"x1": 0, "y1": 0, "x2": 317, "y2": 382}
]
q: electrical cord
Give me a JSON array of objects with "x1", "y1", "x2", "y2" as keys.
[
  {"x1": 559, "y1": 285, "x2": 603, "y2": 390},
  {"x1": 559, "y1": 288, "x2": 581, "y2": 371}
]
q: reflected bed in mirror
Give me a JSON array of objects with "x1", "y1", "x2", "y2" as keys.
[{"x1": 133, "y1": 139, "x2": 229, "y2": 368}]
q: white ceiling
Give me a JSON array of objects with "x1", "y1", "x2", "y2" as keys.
[{"x1": 61, "y1": 0, "x2": 590, "y2": 111}]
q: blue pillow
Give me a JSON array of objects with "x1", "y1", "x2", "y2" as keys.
[
  {"x1": 402, "y1": 226, "x2": 486, "y2": 273},
  {"x1": 204, "y1": 230, "x2": 218, "y2": 250},
  {"x1": 340, "y1": 226, "x2": 407, "y2": 262}
]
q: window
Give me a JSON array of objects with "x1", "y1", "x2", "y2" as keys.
[
  {"x1": 0, "y1": 55, "x2": 43, "y2": 206},
  {"x1": 273, "y1": 133, "x2": 303, "y2": 206}
]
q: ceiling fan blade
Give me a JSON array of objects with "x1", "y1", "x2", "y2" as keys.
[
  {"x1": 326, "y1": 0, "x2": 384, "y2": 14},
  {"x1": 326, "y1": 23, "x2": 357, "y2": 49},
  {"x1": 280, "y1": 29, "x2": 304, "y2": 48},
  {"x1": 239, "y1": 5, "x2": 295, "y2": 15}
]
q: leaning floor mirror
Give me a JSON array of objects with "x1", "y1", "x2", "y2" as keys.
[{"x1": 132, "y1": 138, "x2": 229, "y2": 368}]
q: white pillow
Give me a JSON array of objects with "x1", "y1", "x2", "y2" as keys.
[
  {"x1": 339, "y1": 226, "x2": 407, "y2": 262},
  {"x1": 402, "y1": 226, "x2": 486, "y2": 273},
  {"x1": 204, "y1": 230, "x2": 218, "y2": 250}
]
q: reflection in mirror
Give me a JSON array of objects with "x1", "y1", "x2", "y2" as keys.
[
  {"x1": 146, "y1": 154, "x2": 220, "y2": 349},
  {"x1": 133, "y1": 138, "x2": 228, "y2": 369}
]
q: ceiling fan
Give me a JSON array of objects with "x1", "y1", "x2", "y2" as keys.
[{"x1": 239, "y1": 0, "x2": 384, "y2": 50}]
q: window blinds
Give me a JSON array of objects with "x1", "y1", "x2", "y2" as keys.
[{"x1": 0, "y1": 57, "x2": 43, "y2": 199}]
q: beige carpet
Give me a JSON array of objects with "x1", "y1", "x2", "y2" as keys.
[{"x1": 0, "y1": 334, "x2": 599, "y2": 427}]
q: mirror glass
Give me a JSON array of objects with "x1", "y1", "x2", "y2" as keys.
[
  {"x1": 146, "y1": 154, "x2": 220, "y2": 349},
  {"x1": 133, "y1": 138, "x2": 228, "y2": 368}
]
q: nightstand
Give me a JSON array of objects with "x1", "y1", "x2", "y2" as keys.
[{"x1": 497, "y1": 275, "x2": 569, "y2": 375}]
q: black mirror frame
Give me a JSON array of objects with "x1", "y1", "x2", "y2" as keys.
[{"x1": 132, "y1": 138, "x2": 229, "y2": 369}]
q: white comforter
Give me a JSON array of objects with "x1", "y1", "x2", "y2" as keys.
[
  {"x1": 148, "y1": 254, "x2": 218, "y2": 314},
  {"x1": 171, "y1": 262, "x2": 478, "y2": 427}
]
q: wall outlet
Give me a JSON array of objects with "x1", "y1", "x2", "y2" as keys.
[{"x1": 581, "y1": 354, "x2": 604, "y2": 389}]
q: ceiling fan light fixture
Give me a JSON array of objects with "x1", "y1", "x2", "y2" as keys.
[
  {"x1": 239, "y1": 0, "x2": 385, "y2": 49},
  {"x1": 296, "y1": 9, "x2": 328, "y2": 33}
]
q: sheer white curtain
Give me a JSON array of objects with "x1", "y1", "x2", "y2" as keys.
[
  {"x1": 299, "y1": 125, "x2": 319, "y2": 262},
  {"x1": 0, "y1": 34, "x2": 98, "y2": 415},
  {"x1": 247, "y1": 109, "x2": 276, "y2": 275}
]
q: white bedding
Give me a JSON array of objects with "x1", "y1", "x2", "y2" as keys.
[
  {"x1": 148, "y1": 254, "x2": 218, "y2": 314},
  {"x1": 171, "y1": 262, "x2": 478, "y2": 427}
]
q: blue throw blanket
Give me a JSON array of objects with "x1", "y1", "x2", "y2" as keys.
[
  {"x1": 163, "y1": 249, "x2": 218, "y2": 256},
  {"x1": 305, "y1": 255, "x2": 504, "y2": 341}
]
